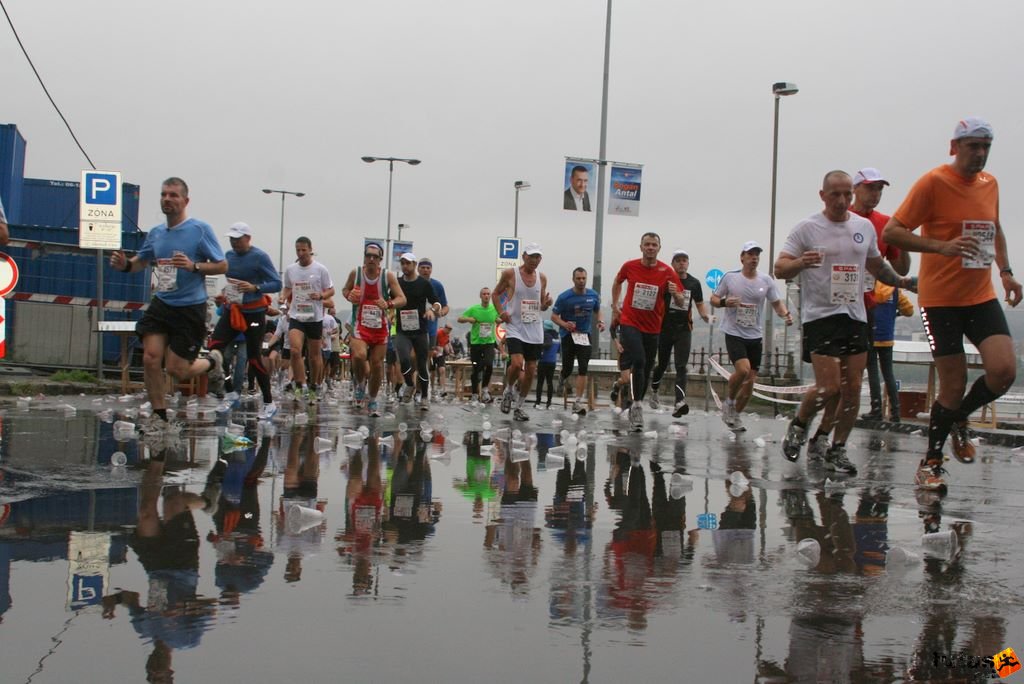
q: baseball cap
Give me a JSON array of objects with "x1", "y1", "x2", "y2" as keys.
[
  {"x1": 741, "y1": 240, "x2": 763, "y2": 253},
  {"x1": 672, "y1": 249, "x2": 689, "y2": 259},
  {"x1": 399, "y1": 252, "x2": 417, "y2": 263},
  {"x1": 953, "y1": 116, "x2": 994, "y2": 140},
  {"x1": 523, "y1": 242, "x2": 543, "y2": 256},
  {"x1": 226, "y1": 222, "x2": 253, "y2": 238},
  {"x1": 852, "y1": 168, "x2": 889, "y2": 187}
]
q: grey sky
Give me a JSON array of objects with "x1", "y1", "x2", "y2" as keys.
[{"x1": 3, "y1": 0, "x2": 1022, "y2": 308}]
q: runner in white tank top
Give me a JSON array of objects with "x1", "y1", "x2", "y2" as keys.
[{"x1": 492, "y1": 242, "x2": 553, "y2": 421}]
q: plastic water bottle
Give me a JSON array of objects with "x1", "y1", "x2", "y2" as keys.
[
  {"x1": 110, "y1": 451, "x2": 128, "y2": 467},
  {"x1": 796, "y1": 538, "x2": 821, "y2": 567}
]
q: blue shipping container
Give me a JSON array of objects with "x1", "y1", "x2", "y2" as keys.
[
  {"x1": 0, "y1": 124, "x2": 26, "y2": 224},
  {"x1": 19, "y1": 178, "x2": 141, "y2": 231}
]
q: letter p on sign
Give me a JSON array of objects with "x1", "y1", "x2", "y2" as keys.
[{"x1": 85, "y1": 173, "x2": 118, "y2": 204}]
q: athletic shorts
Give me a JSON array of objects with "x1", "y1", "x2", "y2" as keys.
[
  {"x1": 288, "y1": 319, "x2": 324, "y2": 341},
  {"x1": 725, "y1": 333, "x2": 763, "y2": 371},
  {"x1": 136, "y1": 297, "x2": 208, "y2": 362},
  {"x1": 505, "y1": 337, "x2": 543, "y2": 362},
  {"x1": 386, "y1": 346, "x2": 397, "y2": 364},
  {"x1": 281, "y1": 348, "x2": 291, "y2": 360},
  {"x1": 802, "y1": 313, "x2": 869, "y2": 362},
  {"x1": 921, "y1": 298, "x2": 1010, "y2": 358}
]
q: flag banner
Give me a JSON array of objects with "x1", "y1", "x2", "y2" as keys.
[
  {"x1": 608, "y1": 164, "x2": 642, "y2": 217},
  {"x1": 563, "y1": 158, "x2": 595, "y2": 212}
]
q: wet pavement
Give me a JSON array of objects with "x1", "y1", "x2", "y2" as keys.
[{"x1": 1, "y1": 391, "x2": 1022, "y2": 683}]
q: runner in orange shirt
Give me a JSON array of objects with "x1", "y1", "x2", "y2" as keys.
[{"x1": 883, "y1": 117, "x2": 1022, "y2": 494}]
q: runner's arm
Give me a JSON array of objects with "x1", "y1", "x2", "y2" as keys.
[
  {"x1": 385, "y1": 272, "x2": 406, "y2": 309},
  {"x1": 994, "y1": 219, "x2": 1022, "y2": 306},
  {"x1": 882, "y1": 216, "x2": 979, "y2": 257}
]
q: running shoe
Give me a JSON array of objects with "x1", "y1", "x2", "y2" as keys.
[
  {"x1": 293, "y1": 385, "x2": 304, "y2": 403},
  {"x1": 949, "y1": 421, "x2": 976, "y2": 464},
  {"x1": 628, "y1": 403, "x2": 644, "y2": 432},
  {"x1": 648, "y1": 392, "x2": 661, "y2": 410},
  {"x1": 807, "y1": 434, "x2": 830, "y2": 463},
  {"x1": 513, "y1": 407, "x2": 529, "y2": 422},
  {"x1": 572, "y1": 400, "x2": 587, "y2": 416},
  {"x1": 353, "y1": 383, "x2": 366, "y2": 403},
  {"x1": 368, "y1": 400, "x2": 382, "y2": 418},
  {"x1": 207, "y1": 349, "x2": 226, "y2": 396},
  {"x1": 307, "y1": 386, "x2": 319, "y2": 405},
  {"x1": 609, "y1": 382, "x2": 620, "y2": 405},
  {"x1": 481, "y1": 389, "x2": 493, "y2": 404},
  {"x1": 914, "y1": 460, "x2": 948, "y2": 493},
  {"x1": 500, "y1": 390, "x2": 513, "y2": 414},
  {"x1": 672, "y1": 401, "x2": 690, "y2": 418},
  {"x1": 419, "y1": 398, "x2": 431, "y2": 412},
  {"x1": 781, "y1": 420, "x2": 807, "y2": 462},
  {"x1": 729, "y1": 414, "x2": 746, "y2": 432},
  {"x1": 258, "y1": 401, "x2": 278, "y2": 421},
  {"x1": 720, "y1": 401, "x2": 734, "y2": 428},
  {"x1": 824, "y1": 445, "x2": 857, "y2": 475}
]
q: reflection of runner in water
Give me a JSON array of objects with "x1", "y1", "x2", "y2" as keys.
[
  {"x1": 102, "y1": 448, "x2": 223, "y2": 681},
  {"x1": 483, "y1": 439, "x2": 541, "y2": 596},
  {"x1": 277, "y1": 424, "x2": 324, "y2": 583},
  {"x1": 338, "y1": 435, "x2": 385, "y2": 595}
]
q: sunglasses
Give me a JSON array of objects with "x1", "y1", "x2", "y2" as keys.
[{"x1": 364, "y1": 253, "x2": 382, "y2": 259}]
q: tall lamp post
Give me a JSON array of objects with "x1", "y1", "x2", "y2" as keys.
[
  {"x1": 261, "y1": 188, "x2": 306, "y2": 275},
  {"x1": 513, "y1": 180, "x2": 530, "y2": 238},
  {"x1": 765, "y1": 81, "x2": 798, "y2": 382},
  {"x1": 361, "y1": 156, "x2": 421, "y2": 265}
]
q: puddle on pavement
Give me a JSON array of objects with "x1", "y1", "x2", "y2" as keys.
[{"x1": 1, "y1": 396, "x2": 1021, "y2": 682}]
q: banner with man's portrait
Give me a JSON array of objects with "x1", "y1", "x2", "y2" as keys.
[{"x1": 563, "y1": 158, "x2": 595, "y2": 212}]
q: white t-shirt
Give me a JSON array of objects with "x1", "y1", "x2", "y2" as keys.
[
  {"x1": 284, "y1": 260, "x2": 333, "y2": 323},
  {"x1": 780, "y1": 212, "x2": 880, "y2": 324},
  {"x1": 714, "y1": 271, "x2": 779, "y2": 340},
  {"x1": 274, "y1": 316, "x2": 291, "y2": 350}
]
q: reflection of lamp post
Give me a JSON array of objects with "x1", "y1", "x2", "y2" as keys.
[
  {"x1": 361, "y1": 156, "x2": 421, "y2": 263},
  {"x1": 765, "y1": 81, "x2": 798, "y2": 380},
  {"x1": 261, "y1": 188, "x2": 306, "y2": 275},
  {"x1": 513, "y1": 180, "x2": 530, "y2": 238}
]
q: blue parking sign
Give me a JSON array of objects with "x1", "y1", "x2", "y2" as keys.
[
  {"x1": 499, "y1": 238, "x2": 519, "y2": 260},
  {"x1": 84, "y1": 172, "x2": 118, "y2": 205}
]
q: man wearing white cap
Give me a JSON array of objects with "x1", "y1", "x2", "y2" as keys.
[
  {"x1": 649, "y1": 248, "x2": 709, "y2": 418},
  {"x1": 776, "y1": 171, "x2": 915, "y2": 475},
  {"x1": 394, "y1": 252, "x2": 442, "y2": 410},
  {"x1": 711, "y1": 241, "x2": 791, "y2": 432},
  {"x1": 208, "y1": 222, "x2": 282, "y2": 419},
  {"x1": 610, "y1": 232, "x2": 688, "y2": 431},
  {"x1": 884, "y1": 117, "x2": 1022, "y2": 495},
  {"x1": 493, "y1": 242, "x2": 553, "y2": 421}
]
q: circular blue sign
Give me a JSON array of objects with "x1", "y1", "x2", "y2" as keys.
[{"x1": 705, "y1": 268, "x2": 725, "y2": 290}]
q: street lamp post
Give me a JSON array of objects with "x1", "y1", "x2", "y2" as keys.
[
  {"x1": 513, "y1": 180, "x2": 530, "y2": 238},
  {"x1": 361, "y1": 156, "x2": 421, "y2": 266},
  {"x1": 261, "y1": 188, "x2": 306, "y2": 275},
  {"x1": 765, "y1": 81, "x2": 798, "y2": 383}
]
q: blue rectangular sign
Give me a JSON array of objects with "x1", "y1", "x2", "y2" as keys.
[{"x1": 84, "y1": 173, "x2": 118, "y2": 205}]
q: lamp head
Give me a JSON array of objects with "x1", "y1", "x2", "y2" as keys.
[
  {"x1": 772, "y1": 82, "x2": 799, "y2": 96},
  {"x1": 361, "y1": 156, "x2": 377, "y2": 163}
]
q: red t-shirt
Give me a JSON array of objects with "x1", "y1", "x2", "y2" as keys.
[
  {"x1": 851, "y1": 208, "x2": 899, "y2": 262},
  {"x1": 615, "y1": 259, "x2": 684, "y2": 334}
]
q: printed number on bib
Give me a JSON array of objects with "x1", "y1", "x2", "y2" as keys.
[
  {"x1": 399, "y1": 308, "x2": 420, "y2": 332},
  {"x1": 521, "y1": 299, "x2": 540, "y2": 324},
  {"x1": 571, "y1": 332, "x2": 590, "y2": 346},
  {"x1": 478, "y1": 322, "x2": 493, "y2": 339},
  {"x1": 361, "y1": 305, "x2": 383, "y2": 329},
  {"x1": 155, "y1": 259, "x2": 178, "y2": 292},
  {"x1": 962, "y1": 221, "x2": 996, "y2": 269},
  {"x1": 830, "y1": 264, "x2": 860, "y2": 304},
  {"x1": 670, "y1": 289, "x2": 692, "y2": 311},
  {"x1": 632, "y1": 283, "x2": 659, "y2": 311},
  {"x1": 736, "y1": 303, "x2": 757, "y2": 328},
  {"x1": 225, "y1": 280, "x2": 244, "y2": 304}
]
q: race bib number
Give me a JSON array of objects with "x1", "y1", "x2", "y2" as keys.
[
  {"x1": 354, "y1": 505, "x2": 377, "y2": 533},
  {"x1": 736, "y1": 303, "x2": 757, "y2": 328},
  {"x1": 225, "y1": 280, "x2": 244, "y2": 303},
  {"x1": 292, "y1": 281, "x2": 314, "y2": 320},
  {"x1": 394, "y1": 494, "x2": 415, "y2": 518},
  {"x1": 521, "y1": 299, "x2": 540, "y2": 324},
  {"x1": 670, "y1": 289, "x2": 692, "y2": 311},
  {"x1": 155, "y1": 259, "x2": 178, "y2": 292},
  {"x1": 862, "y1": 273, "x2": 875, "y2": 293},
  {"x1": 478, "y1": 322, "x2": 493, "y2": 339},
  {"x1": 632, "y1": 283, "x2": 659, "y2": 311},
  {"x1": 830, "y1": 264, "x2": 860, "y2": 304},
  {"x1": 399, "y1": 308, "x2": 420, "y2": 331},
  {"x1": 361, "y1": 304, "x2": 383, "y2": 329},
  {"x1": 571, "y1": 332, "x2": 590, "y2": 346},
  {"x1": 962, "y1": 220, "x2": 996, "y2": 269}
]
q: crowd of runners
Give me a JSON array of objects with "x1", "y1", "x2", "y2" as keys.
[{"x1": 110, "y1": 116, "x2": 1020, "y2": 499}]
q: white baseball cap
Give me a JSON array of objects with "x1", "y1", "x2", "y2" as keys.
[
  {"x1": 523, "y1": 242, "x2": 543, "y2": 256},
  {"x1": 400, "y1": 252, "x2": 417, "y2": 263},
  {"x1": 953, "y1": 116, "x2": 994, "y2": 140},
  {"x1": 741, "y1": 240, "x2": 763, "y2": 254},
  {"x1": 672, "y1": 249, "x2": 689, "y2": 259},
  {"x1": 226, "y1": 222, "x2": 253, "y2": 238},
  {"x1": 852, "y1": 168, "x2": 889, "y2": 187}
]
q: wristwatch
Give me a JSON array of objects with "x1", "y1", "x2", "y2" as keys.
[{"x1": 1000, "y1": 267, "x2": 1014, "y2": 277}]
